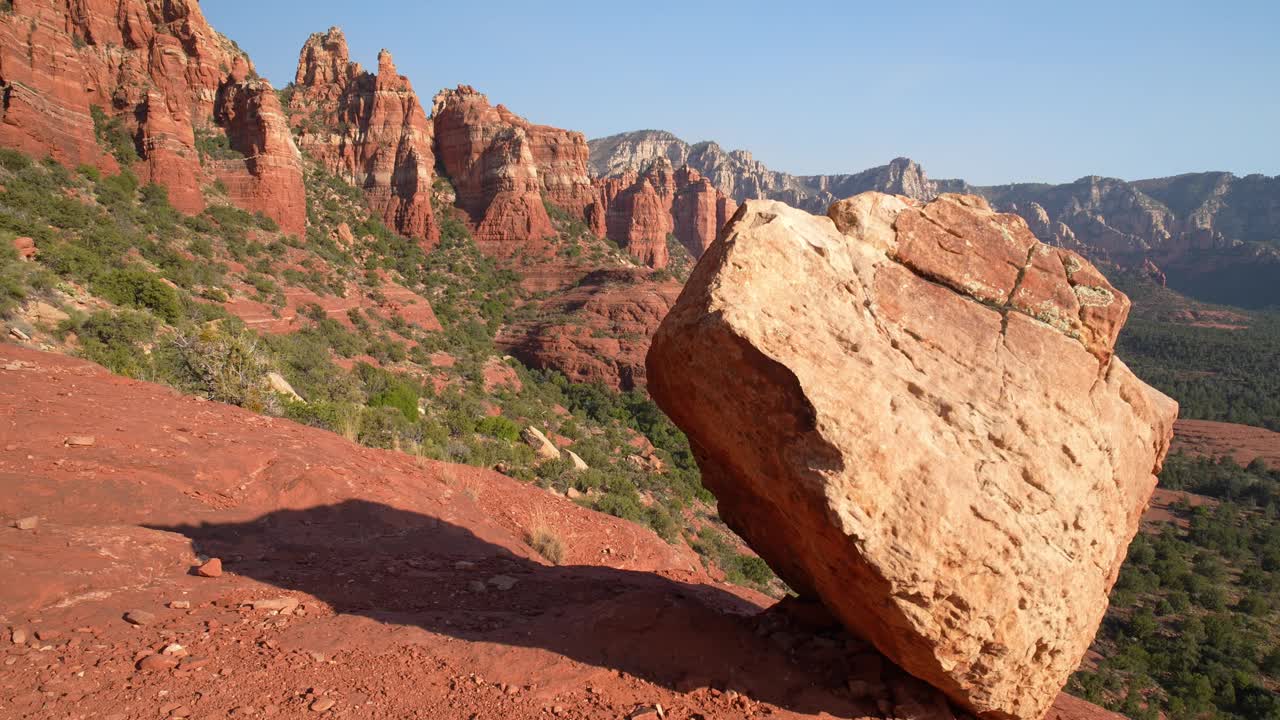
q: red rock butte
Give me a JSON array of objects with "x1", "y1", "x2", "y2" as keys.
[
  {"x1": 0, "y1": 0, "x2": 305, "y2": 235},
  {"x1": 290, "y1": 27, "x2": 439, "y2": 246}
]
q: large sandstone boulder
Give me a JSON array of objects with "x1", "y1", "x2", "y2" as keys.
[{"x1": 646, "y1": 194, "x2": 1177, "y2": 720}]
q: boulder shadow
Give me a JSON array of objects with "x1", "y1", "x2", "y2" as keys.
[{"x1": 154, "y1": 499, "x2": 958, "y2": 718}]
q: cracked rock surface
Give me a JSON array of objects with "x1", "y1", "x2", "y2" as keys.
[{"x1": 646, "y1": 194, "x2": 1178, "y2": 720}]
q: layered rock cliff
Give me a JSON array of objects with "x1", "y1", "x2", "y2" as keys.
[
  {"x1": 425, "y1": 106, "x2": 735, "y2": 267},
  {"x1": 592, "y1": 130, "x2": 1280, "y2": 306},
  {"x1": 214, "y1": 58, "x2": 307, "y2": 237},
  {"x1": 289, "y1": 28, "x2": 438, "y2": 245},
  {"x1": 648, "y1": 194, "x2": 1178, "y2": 720},
  {"x1": 431, "y1": 85, "x2": 598, "y2": 255},
  {"x1": 590, "y1": 130, "x2": 955, "y2": 211},
  {"x1": 987, "y1": 173, "x2": 1280, "y2": 307},
  {"x1": 496, "y1": 268, "x2": 682, "y2": 390},
  {"x1": 596, "y1": 160, "x2": 737, "y2": 265},
  {"x1": 0, "y1": 0, "x2": 305, "y2": 235}
]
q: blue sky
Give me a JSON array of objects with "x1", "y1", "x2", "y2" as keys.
[{"x1": 203, "y1": 0, "x2": 1279, "y2": 185}]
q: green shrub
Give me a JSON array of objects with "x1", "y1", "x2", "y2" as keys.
[
  {"x1": 59, "y1": 309, "x2": 158, "y2": 378},
  {"x1": 357, "y1": 406, "x2": 414, "y2": 449},
  {"x1": 161, "y1": 323, "x2": 278, "y2": 412},
  {"x1": 92, "y1": 266, "x2": 182, "y2": 322},
  {"x1": 283, "y1": 400, "x2": 361, "y2": 438},
  {"x1": 476, "y1": 415, "x2": 520, "y2": 442},
  {"x1": 0, "y1": 148, "x2": 31, "y2": 172},
  {"x1": 369, "y1": 384, "x2": 420, "y2": 422},
  {"x1": 194, "y1": 127, "x2": 245, "y2": 163},
  {"x1": 90, "y1": 106, "x2": 139, "y2": 165},
  {"x1": 95, "y1": 169, "x2": 139, "y2": 209}
]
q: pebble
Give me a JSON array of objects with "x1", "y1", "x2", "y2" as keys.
[
  {"x1": 161, "y1": 643, "x2": 188, "y2": 658},
  {"x1": 124, "y1": 609, "x2": 157, "y2": 626},
  {"x1": 169, "y1": 600, "x2": 191, "y2": 609},
  {"x1": 310, "y1": 697, "x2": 336, "y2": 712},
  {"x1": 63, "y1": 435, "x2": 96, "y2": 447},
  {"x1": 11, "y1": 627, "x2": 28, "y2": 645},
  {"x1": 13, "y1": 516, "x2": 38, "y2": 530},
  {"x1": 487, "y1": 575, "x2": 518, "y2": 591},
  {"x1": 137, "y1": 654, "x2": 179, "y2": 672},
  {"x1": 467, "y1": 581, "x2": 487, "y2": 594},
  {"x1": 34, "y1": 629, "x2": 60, "y2": 641},
  {"x1": 196, "y1": 558, "x2": 223, "y2": 578},
  {"x1": 245, "y1": 597, "x2": 299, "y2": 615},
  {"x1": 180, "y1": 656, "x2": 212, "y2": 671}
]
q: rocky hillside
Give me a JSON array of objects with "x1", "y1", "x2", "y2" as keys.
[
  {"x1": 2, "y1": 2, "x2": 1279, "y2": 719},
  {"x1": 0, "y1": 343, "x2": 1133, "y2": 720},
  {"x1": 590, "y1": 131, "x2": 1280, "y2": 308},
  {"x1": 984, "y1": 173, "x2": 1280, "y2": 308}
]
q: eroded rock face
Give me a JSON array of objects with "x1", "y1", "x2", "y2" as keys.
[
  {"x1": 597, "y1": 159, "x2": 736, "y2": 266},
  {"x1": 497, "y1": 268, "x2": 682, "y2": 390},
  {"x1": 432, "y1": 85, "x2": 602, "y2": 255},
  {"x1": 0, "y1": 0, "x2": 304, "y2": 234},
  {"x1": 647, "y1": 194, "x2": 1177, "y2": 720},
  {"x1": 213, "y1": 59, "x2": 307, "y2": 238},
  {"x1": 291, "y1": 29, "x2": 438, "y2": 246}
]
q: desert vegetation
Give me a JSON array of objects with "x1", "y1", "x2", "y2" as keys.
[{"x1": 0, "y1": 146, "x2": 777, "y2": 595}]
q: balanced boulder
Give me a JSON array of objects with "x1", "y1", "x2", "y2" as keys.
[{"x1": 646, "y1": 194, "x2": 1177, "y2": 720}]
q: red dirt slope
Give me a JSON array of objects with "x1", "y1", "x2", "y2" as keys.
[{"x1": 0, "y1": 345, "x2": 1119, "y2": 720}]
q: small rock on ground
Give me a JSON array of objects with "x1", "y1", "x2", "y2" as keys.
[
  {"x1": 196, "y1": 557, "x2": 223, "y2": 577},
  {"x1": 123, "y1": 609, "x2": 156, "y2": 626}
]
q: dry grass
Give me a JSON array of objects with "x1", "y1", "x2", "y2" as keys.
[{"x1": 527, "y1": 516, "x2": 564, "y2": 565}]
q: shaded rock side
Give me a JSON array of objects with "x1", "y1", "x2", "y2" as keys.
[
  {"x1": 0, "y1": 0, "x2": 305, "y2": 234},
  {"x1": 290, "y1": 28, "x2": 438, "y2": 246},
  {"x1": 646, "y1": 194, "x2": 1177, "y2": 720}
]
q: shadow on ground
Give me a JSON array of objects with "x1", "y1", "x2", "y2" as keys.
[{"x1": 155, "y1": 499, "x2": 946, "y2": 718}]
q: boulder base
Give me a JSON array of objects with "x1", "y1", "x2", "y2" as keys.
[{"x1": 646, "y1": 195, "x2": 1177, "y2": 720}]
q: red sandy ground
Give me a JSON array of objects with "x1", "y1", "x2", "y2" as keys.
[
  {"x1": 1172, "y1": 419, "x2": 1280, "y2": 469},
  {"x1": 0, "y1": 345, "x2": 1120, "y2": 720}
]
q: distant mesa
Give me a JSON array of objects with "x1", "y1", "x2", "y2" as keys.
[{"x1": 591, "y1": 130, "x2": 1280, "y2": 308}]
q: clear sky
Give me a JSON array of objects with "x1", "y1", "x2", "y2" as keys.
[{"x1": 203, "y1": 0, "x2": 1279, "y2": 186}]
